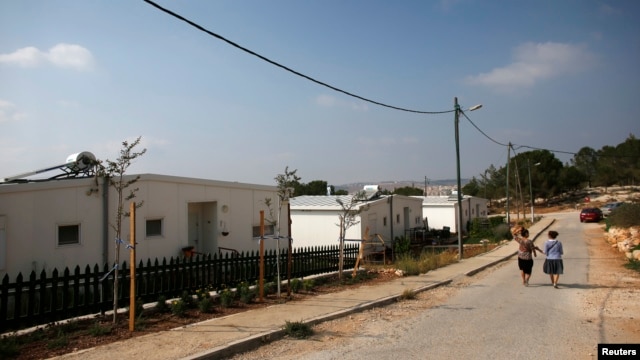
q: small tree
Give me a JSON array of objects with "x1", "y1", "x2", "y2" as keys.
[
  {"x1": 336, "y1": 191, "x2": 367, "y2": 280},
  {"x1": 264, "y1": 166, "x2": 300, "y2": 297},
  {"x1": 97, "y1": 136, "x2": 146, "y2": 323}
]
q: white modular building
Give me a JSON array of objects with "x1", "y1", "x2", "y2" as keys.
[
  {"x1": 290, "y1": 190, "x2": 424, "y2": 249},
  {"x1": 0, "y1": 174, "x2": 287, "y2": 278},
  {"x1": 413, "y1": 194, "x2": 489, "y2": 234}
]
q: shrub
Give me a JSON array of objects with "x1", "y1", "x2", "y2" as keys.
[
  {"x1": 395, "y1": 254, "x2": 421, "y2": 276},
  {"x1": 238, "y1": 282, "x2": 255, "y2": 304},
  {"x1": 155, "y1": 295, "x2": 169, "y2": 313},
  {"x1": 264, "y1": 281, "x2": 276, "y2": 295},
  {"x1": 493, "y1": 223, "x2": 512, "y2": 241},
  {"x1": 180, "y1": 290, "x2": 196, "y2": 308},
  {"x1": 625, "y1": 260, "x2": 640, "y2": 273},
  {"x1": 283, "y1": 321, "x2": 313, "y2": 339},
  {"x1": 171, "y1": 299, "x2": 189, "y2": 317},
  {"x1": 198, "y1": 297, "x2": 215, "y2": 313},
  {"x1": 394, "y1": 236, "x2": 411, "y2": 256},
  {"x1": 398, "y1": 288, "x2": 417, "y2": 300},
  {"x1": 0, "y1": 336, "x2": 20, "y2": 358},
  {"x1": 608, "y1": 203, "x2": 640, "y2": 228},
  {"x1": 290, "y1": 278, "x2": 302, "y2": 293},
  {"x1": 302, "y1": 279, "x2": 315, "y2": 292},
  {"x1": 219, "y1": 287, "x2": 235, "y2": 308},
  {"x1": 195, "y1": 286, "x2": 214, "y2": 301}
]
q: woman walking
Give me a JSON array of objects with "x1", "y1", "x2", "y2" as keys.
[
  {"x1": 543, "y1": 230, "x2": 564, "y2": 288},
  {"x1": 514, "y1": 228, "x2": 542, "y2": 286}
]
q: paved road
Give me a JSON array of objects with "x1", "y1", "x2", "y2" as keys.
[{"x1": 286, "y1": 212, "x2": 602, "y2": 359}]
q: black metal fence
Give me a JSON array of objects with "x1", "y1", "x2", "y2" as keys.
[{"x1": 0, "y1": 244, "x2": 358, "y2": 333}]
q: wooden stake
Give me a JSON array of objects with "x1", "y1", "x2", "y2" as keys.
[
  {"x1": 129, "y1": 202, "x2": 136, "y2": 332},
  {"x1": 259, "y1": 210, "x2": 264, "y2": 302}
]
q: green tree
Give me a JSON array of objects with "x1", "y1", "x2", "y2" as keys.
[
  {"x1": 392, "y1": 186, "x2": 424, "y2": 196},
  {"x1": 305, "y1": 180, "x2": 329, "y2": 195},
  {"x1": 571, "y1": 146, "x2": 598, "y2": 187},
  {"x1": 462, "y1": 177, "x2": 481, "y2": 197}
]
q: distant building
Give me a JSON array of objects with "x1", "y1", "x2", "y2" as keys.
[
  {"x1": 290, "y1": 187, "x2": 424, "y2": 248},
  {"x1": 412, "y1": 194, "x2": 489, "y2": 234}
]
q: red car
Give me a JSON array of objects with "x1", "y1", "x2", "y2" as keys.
[{"x1": 580, "y1": 207, "x2": 603, "y2": 223}]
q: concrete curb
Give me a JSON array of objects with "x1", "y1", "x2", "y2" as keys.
[{"x1": 186, "y1": 279, "x2": 453, "y2": 360}]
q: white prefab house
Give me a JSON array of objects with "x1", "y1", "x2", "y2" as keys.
[
  {"x1": 0, "y1": 174, "x2": 287, "y2": 278},
  {"x1": 413, "y1": 194, "x2": 489, "y2": 234},
  {"x1": 289, "y1": 193, "x2": 424, "y2": 249}
]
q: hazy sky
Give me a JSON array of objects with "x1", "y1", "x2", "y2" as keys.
[{"x1": 1, "y1": 1, "x2": 638, "y2": 187}]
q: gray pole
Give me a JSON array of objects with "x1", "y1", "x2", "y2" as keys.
[
  {"x1": 506, "y1": 143, "x2": 511, "y2": 227},
  {"x1": 528, "y1": 159, "x2": 534, "y2": 223},
  {"x1": 454, "y1": 97, "x2": 463, "y2": 260}
]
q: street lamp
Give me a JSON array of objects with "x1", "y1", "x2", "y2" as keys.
[
  {"x1": 527, "y1": 160, "x2": 540, "y2": 223},
  {"x1": 454, "y1": 97, "x2": 482, "y2": 260}
]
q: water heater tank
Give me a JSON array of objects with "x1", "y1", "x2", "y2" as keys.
[{"x1": 66, "y1": 152, "x2": 96, "y2": 172}]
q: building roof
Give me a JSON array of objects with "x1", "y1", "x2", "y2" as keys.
[
  {"x1": 411, "y1": 195, "x2": 477, "y2": 206},
  {"x1": 290, "y1": 195, "x2": 365, "y2": 211}
]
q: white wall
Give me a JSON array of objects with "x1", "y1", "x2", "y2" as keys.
[
  {"x1": 0, "y1": 174, "x2": 283, "y2": 277},
  {"x1": 290, "y1": 195, "x2": 423, "y2": 248}
]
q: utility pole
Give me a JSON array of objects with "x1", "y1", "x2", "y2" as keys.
[{"x1": 454, "y1": 97, "x2": 463, "y2": 260}]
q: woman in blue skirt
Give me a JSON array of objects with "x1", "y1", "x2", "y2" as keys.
[{"x1": 543, "y1": 230, "x2": 564, "y2": 288}]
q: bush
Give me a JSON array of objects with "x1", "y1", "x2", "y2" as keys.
[
  {"x1": 238, "y1": 282, "x2": 255, "y2": 304},
  {"x1": 264, "y1": 281, "x2": 276, "y2": 295},
  {"x1": 0, "y1": 336, "x2": 20, "y2": 358},
  {"x1": 607, "y1": 203, "x2": 640, "y2": 228},
  {"x1": 198, "y1": 297, "x2": 215, "y2": 313},
  {"x1": 398, "y1": 288, "x2": 417, "y2": 300},
  {"x1": 155, "y1": 295, "x2": 169, "y2": 313},
  {"x1": 394, "y1": 249, "x2": 459, "y2": 276},
  {"x1": 290, "y1": 278, "x2": 302, "y2": 293},
  {"x1": 493, "y1": 223, "x2": 512, "y2": 241},
  {"x1": 218, "y1": 287, "x2": 235, "y2": 308},
  {"x1": 302, "y1": 279, "x2": 315, "y2": 292},
  {"x1": 171, "y1": 299, "x2": 189, "y2": 317},
  {"x1": 180, "y1": 290, "x2": 196, "y2": 308},
  {"x1": 394, "y1": 236, "x2": 411, "y2": 256},
  {"x1": 283, "y1": 321, "x2": 313, "y2": 339},
  {"x1": 395, "y1": 254, "x2": 421, "y2": 276}
]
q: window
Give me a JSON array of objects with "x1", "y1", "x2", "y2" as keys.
[
  {"x1": 146, "y1": 219, "x2": 163, "y2": 237},
  {"x1": 383, "y1": 217, "x2": 387, "y2": 226},
  {"x1": 58, "y1": 224, "x2": 80, "y2": 246},
  {"x1": 252, "y1": 225, "x2": 275, "y2": 237},
  {"x1": 396, "y1": 214, "x2": 400, "y2": 223}
]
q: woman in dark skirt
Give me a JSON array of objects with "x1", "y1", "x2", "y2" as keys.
[
  {"x1": 543, "y1": 230, "x2": 564, "y2": 288},
  {"x1": 514, "y1": 228, "x2": 543, "y2": 286}
]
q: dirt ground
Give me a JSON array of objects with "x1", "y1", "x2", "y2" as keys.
[
  {"x1": 228, "y1": 226, "x2": 640, "y2": 360},
  {"x1": 2, "y1": 271, "x2": 402, "y2": 359}
]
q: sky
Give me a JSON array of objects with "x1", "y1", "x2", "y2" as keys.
[{"x1": 1, "y1": 1, "x2": 639, "y2": 187}]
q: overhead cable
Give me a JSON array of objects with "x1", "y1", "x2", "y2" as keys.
[{"x1": 143, "y1": 0, "x2": 453, "y2": 115}]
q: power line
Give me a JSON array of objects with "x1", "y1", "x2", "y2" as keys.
[
  {"x1": 143, "y1": 0, "x2": 453, "y2": 115},
  {"x1": 144, "y1": 1, "x2": 636, "y2": 163},
  {"x1": 460, "y1": 110, "x2": 580, "y2": 157}
]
